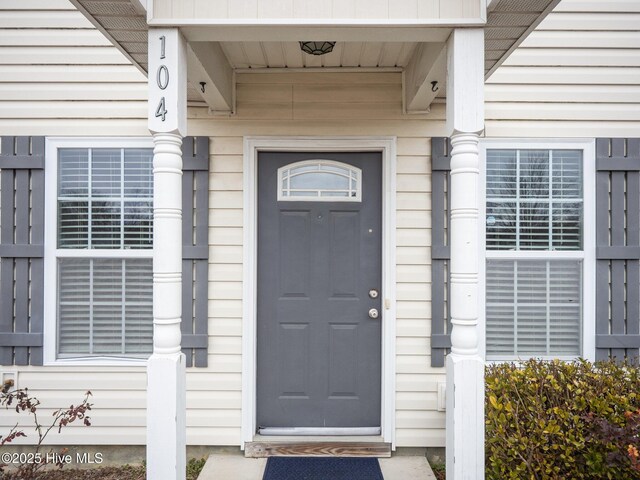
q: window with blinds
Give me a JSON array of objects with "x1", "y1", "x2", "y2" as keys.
[
  {"x1": 58, "y1": 258, "x2": 153, "y2": 357},
  {"x1": 56, "y1": 147, "x2": 153, "y2": 359},
  {"x1": 486, "y1": 260, "x2": 582, "y2": 357},
  {"x1": 58, "y1": 148, "x2": 153, "y2": 249},
  {"x1": 485, "y1": 148, "x2": 585, "y2": 359},
  {"x1": 486, "y1": 149, "x2": 583, "y2": 251}
]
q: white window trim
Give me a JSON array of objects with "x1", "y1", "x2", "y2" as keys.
[
  {"x1": 44, "y1": 137, "x2": 154, "y2": 367},
  {"x1": 479, "y1": 138, "x2": 596, "y2": 362},
  {"x1": 242, "y1": 136, "x2": 397, "y2": 449}
]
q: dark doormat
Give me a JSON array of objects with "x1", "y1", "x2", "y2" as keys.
[{"x1": 262, "y1": 457, "x2": 384, "y2": 480}]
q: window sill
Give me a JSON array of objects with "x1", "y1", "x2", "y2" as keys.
[
  {"x1": 485, "y1": 355, "x2": 585, "y2": 365},
  {"x1": 44, "y1": 356, "x2": 149, "y2": 367}
]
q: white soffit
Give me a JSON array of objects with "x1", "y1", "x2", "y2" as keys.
[
  {"x1": 484, "y1": 0, "x2": 562, "y2": 79},
  {"x1": 71, "y1": 0, "x2": 561, "y2": 78},
  {"x1": 70, "y1": 0, "x2": 149, "y2": 73}
]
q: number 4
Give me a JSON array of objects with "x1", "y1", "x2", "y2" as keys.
[{"x1": 155, "y1": 97, "x2": 167, "y2": 121}]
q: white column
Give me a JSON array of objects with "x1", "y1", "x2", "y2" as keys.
[
  {"x1": 147, "y1": 27, "x2": 188, "y2": 480},
  {"x1": 444, "y1": 28, "x2": 485, "y2": 480}
]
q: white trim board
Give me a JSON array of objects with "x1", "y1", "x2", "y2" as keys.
[{"x1": 241, "y1": 136, "x2": 397, "y2": 449}]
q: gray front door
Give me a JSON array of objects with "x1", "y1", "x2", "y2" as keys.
[{"x1": 257, "y1": 151, "x2": 382, "y2": 432}]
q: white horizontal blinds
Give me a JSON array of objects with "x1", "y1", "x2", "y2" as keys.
[
  {"x1": 486, "y1": 147, "x2": 585, "y2": 359},
  {"x1": 279, "y1": 160, "x2": 361, "y2": 201},
  {"x1": 486, "y1": 260, "x2": 582, "y2": 357},
  {"x1": 485, "y1": 260, "x2": 516, "y2": 357},
  {"x1": 56, "y1": 146, "x2": 153, "y2": 359},
  {"x1": 551, "y1": 150, "x2": 583, "y2": 250},
  {"x1": 58, "y1": 148, "x2": 89, "y2": 248},
  {"x1": 58, "y1": 258, "x2": 153, "y2": 357},
  {"x1": 91, "y1": 148, "x2": 121, "y2": 249},
  {"x1": 124, "y1": 149, "x2": 153, "y2": 248},
  {"x1": 124, "y1": 259, "x2": 153, "y2": 354},
  {"x1": 486, "y1": 149, "x2": 583, "y2": 251},
  {"x1": 58, "y1": 148, "x2": 153, "y2": 249},
  {"x1": 58, "y1": 258, "x2": 91, "y2": 355}
]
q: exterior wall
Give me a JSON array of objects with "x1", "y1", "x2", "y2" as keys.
[
  {"x1": 2, "y1": 0, "x2": 639, "y2": 450},
  {"x1": 150, "y1": 0, "x2": 482, "y2": 22},
  {"x1": 0, "y1": 0, "x2": 148, "y2": 446},
  {"x1": 0, "y1": 0, "x2": 148, "y2": 136},
  {"x1": 189, "y1": 72, "x2": 448, "y2": 447},
  {"x1": 0, "y1": 7, "x2": 450, "y2": 445},
  {"x1": 486, "y1": 0, "x2": 640, "y2": 138}
]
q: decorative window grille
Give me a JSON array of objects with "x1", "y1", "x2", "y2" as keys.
[{"x1": 278, "y1": 160, "x2": 362, "y2": 201}]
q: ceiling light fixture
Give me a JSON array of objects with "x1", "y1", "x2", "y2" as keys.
[{"x1": 299, "y1": 41, "x2": 336, "y2": 56}]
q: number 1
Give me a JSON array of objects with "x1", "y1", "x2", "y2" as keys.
[{"x1": 160, "y1": 35, "x2": 166, "y2": 59}]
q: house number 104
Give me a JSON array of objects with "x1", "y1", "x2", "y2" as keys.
[{"x1": 155, "y1": 35, "x2": 169, "y2": 121}]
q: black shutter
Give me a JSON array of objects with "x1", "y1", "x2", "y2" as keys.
[
  {"x1": 430, "y1": 138, "x2": 452, "y2": 367},
  {"x1": 0, "y1": 137, "x2": 45, "y2": 366},
  {"x1": 596, "y1": 138, "x2": 640, "y2": 361},
  {"x1": 181, "y1": 137, "x2": 210, "y2": 367}
]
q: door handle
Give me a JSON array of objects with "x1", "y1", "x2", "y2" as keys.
[{"x1": 368, "y1": 308, "x2": 379, "y2": 319}]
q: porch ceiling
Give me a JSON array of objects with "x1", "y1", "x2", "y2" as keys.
[
  {"x1": 220, "y1": 42, "x2": 419, "y2": 69},
  {"x1": 70, "y1": 0, "x2": 560, "y2": 101}
]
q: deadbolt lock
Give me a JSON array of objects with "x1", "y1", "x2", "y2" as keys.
[
  {"x1": 368, "y1": 289, "x2": 379, "y2": 299},
  {"x1": 368, "y1": 308, "x2": 379, "y2": 319}
]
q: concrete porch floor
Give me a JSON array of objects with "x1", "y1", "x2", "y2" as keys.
[{"x1": 197, "y1": 453, "x2": 437, "y2": 480}]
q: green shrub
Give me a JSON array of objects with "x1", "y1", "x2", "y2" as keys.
[
  {"x1": 186, "y1": 457, "x2": 207, "y2": 480},
  {"x1": 485, "y1": 359, "x2": 640, "y2": 480}
]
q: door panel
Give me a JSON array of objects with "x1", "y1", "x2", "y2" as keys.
[
  {"x1": 328, "y1": 323, "x2": 359, "y2": 397},
  {"x1": 330, "y1": 211, "x2": 360, "y2": 297},
  {"x1": 279, "y1": 322, "x2": 310, "y2": 397},
  {"x1": 279, "y1": 210, "x2": 311, "y2": 297},
  {"x1": 257, "y1": 151, "x2": 382, "y2": 431}
]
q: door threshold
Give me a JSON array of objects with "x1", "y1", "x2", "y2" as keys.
[
  {"x1": 246, "y1": 437, "x2": 391, "y2": 458},
  {"x1": 258, "y1": 427, "x2": 381, "y2": 436},
  {"x1": 253, "y1": 434, "x2": 384, "y2": 443}
]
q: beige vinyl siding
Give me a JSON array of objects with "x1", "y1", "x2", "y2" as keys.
[
  {"x1": 486, "y1": 0, "x2": 640, "y2": 137},
  {"x1": 0, "y1": 66, "x2": 447, "y2": 446},
  {"x1": 1, "y1": 369, "x2": 148, "y2": 444},
  {"x1": 0, "y1": 0, "x2": 239, "y2": 447},
  {"x1": 189, "y1": 71, "x2": 447, "y2": 447},
  {"x1": 0, "y1": 0, "x2": 147, "y2": 136},
  {"x1": 0, "y1": 0, "x2": 150, "y2": 446},
  {"x1": 10, "y1": 0, "x2": 639, "y2": 450},
  {"x1": 0, "y1": 369, "x2": 241, "y2": 445}
]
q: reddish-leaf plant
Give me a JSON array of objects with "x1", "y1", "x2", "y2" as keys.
[
  {"x1": 584, "y1": 408, "x2": 640, "y2": 475},
  {"x1": 0, "y1": 379, "x2": 93, "y2": 480}
]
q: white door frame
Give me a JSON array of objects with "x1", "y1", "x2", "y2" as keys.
[{"x1": 241, "y1": 136, "x2": 397, "y2": 448}]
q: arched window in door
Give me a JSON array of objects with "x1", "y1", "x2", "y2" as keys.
[{"x1": 278, "y1": 160, "x2": 362, "y2": 202}]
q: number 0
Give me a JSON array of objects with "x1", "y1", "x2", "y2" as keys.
[
  {"x1": 155, "y1": 97, "x2": 167, "y2": 121},
  {"x1": 157, "y1": 65, "x2": 169, "y2": 90}
]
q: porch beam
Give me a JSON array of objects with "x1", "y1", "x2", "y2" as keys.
[
  {"x1": 147, "y1": 27, "x2": 188, "y2": 480},
  {"x1": 180, "y1": 26, "x2": 453, "y2": 43},
  {"x1": 404, "y1": 42, "x2": 446, "y2": 113},
  {"x1": 187, "y1": 42, "x2": 234, "y2": 114},
  {"x1": 444, "y1": 28, "x2": 485, "y2": 480}
]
